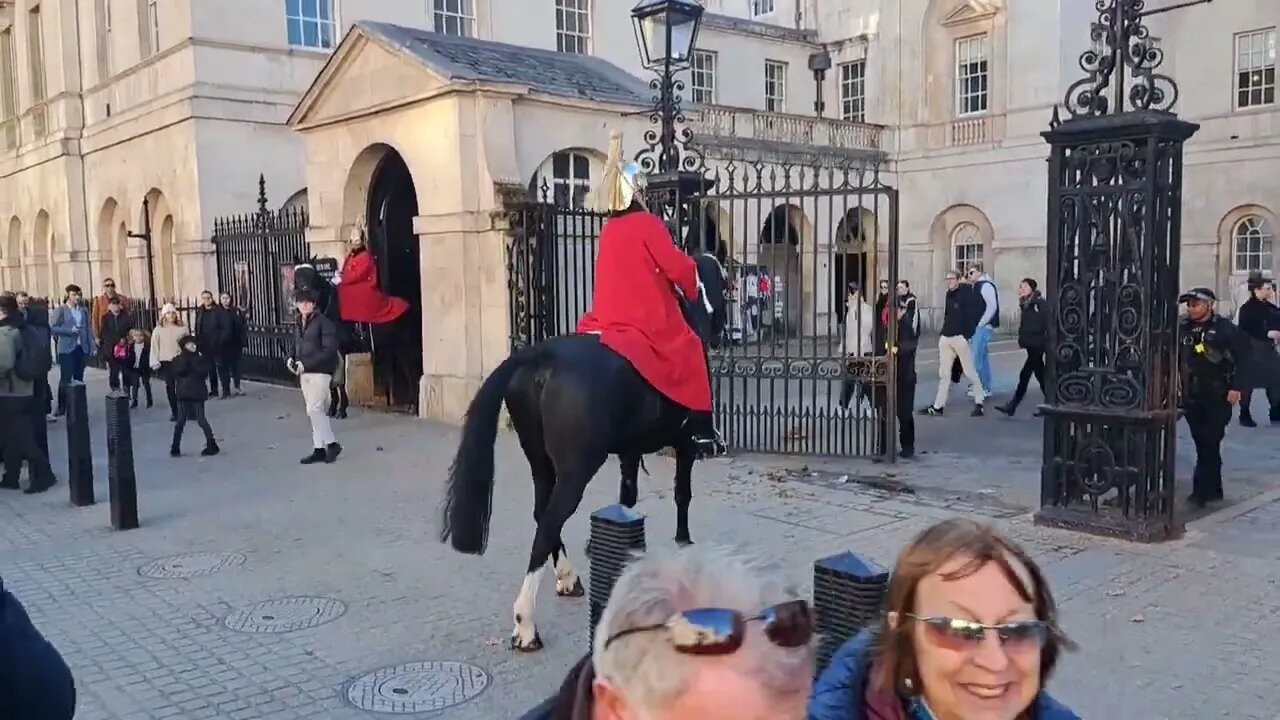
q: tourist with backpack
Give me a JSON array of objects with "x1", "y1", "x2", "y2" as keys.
[{"x1": 0, "y1": 294, "x2": 58, "y2": 494}]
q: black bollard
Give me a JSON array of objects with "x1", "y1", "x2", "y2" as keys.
[
  {"x1": 587, "y1": 504, "x2": 647, "y2": 649},
  {"x1": 105, "y1": 393, "x2": 139, "y2": 530},
  {"x1": 812, "y1": 551, "x2": 889, "y2": 671},
  {"x1": 65, "y1": 383, "x2": 94, "y2": 507}
]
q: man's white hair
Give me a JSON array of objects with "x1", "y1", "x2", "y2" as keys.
[{"x1": 592, "y1": 546, "x2": 815, "y2": 715}]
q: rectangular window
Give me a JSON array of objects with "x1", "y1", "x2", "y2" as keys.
[
  {"x1": 433, "y1": 0, "x2": 475, "y2": 38},
  {"x1": 285, "y1": 0, "x2": 337, "y2": 50},
  {"x1": 690, "y1": 50, "x2": 717, "y2": 104},
  {"x1": 555, "y1": 0, "x2": 590, "y2": 55},
  {"x1": 27, "y1": 6, "x2": 46, "y2": 103},
  {"x1": 100, "y1": 0, "x2": 113, "y2": 79},
  {"x1": 146, "y1": 0, "x2": 160, "y2": 55},
  {"x1": 839, "y1": 60, "x2": 866, "y2": 122},
  {"x1": 764, "y1": 60, "x2": 786, "y2": 113},
  {"x1": 0, "y1": 28, "x2": 16, "y2": 119},
  {"x1": 750, "y1": 0, "x2": 775, "y2": 16},
  {"x1": 1235, "y1": 28, "x2": 1276, "y2": 109},
  {"x1": 550, "y1": 151, "x2": 592, "y2": 209},
  {"x1": 955, "y1": 34, "x2": 988, "y2": 116}
]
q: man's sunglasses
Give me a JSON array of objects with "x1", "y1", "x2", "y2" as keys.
[
  {"x1": 905, "y1": 613, "x2": 1049, "y2": 650},
  {"x1": 604, "y1": 599, "x2": 813, "y2": 655}
]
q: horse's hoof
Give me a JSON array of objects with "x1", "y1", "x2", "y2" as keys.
[
  {"x1": 675, "y1": 536, "x2": 695, "y2": 547},
  {"x1": 510, "y1": 632, "x2": 544, "y2": 652},
  {"x1": 557, "y1": 579, "x2": 585, "y2": 598}
]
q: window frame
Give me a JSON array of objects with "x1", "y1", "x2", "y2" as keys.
[
  {"x1": 1234, "y1": 27, "x2": 1277, "y2": 110},
  {"x1": 533, "y1": 151, "x2": 593, "y2": 210},
  {"x1": 950, "y1": 221, "x2": 984, "y2": 273},
  {"x1": 146, "y1": 0, "x2": 160, "y2": 57},
  {"x1": 954, "y1": 33, "x2": 989, "y2": 117},
  {"x1": 764, "y1": 59, "x2": 787, "y2": 113},
  {"x1": 1232, "y1": 215, "x2": 1274, "y2": 274},
  {"x1": 555, "y1": 0, "x2": 591, "y2": 55},
  {"x1": 433, "y1": 0, "x2": 476, "y2": 39},
  {"x1": 690, "y1": 49, "x2": 717, "y2": 105},
  {"x1": 285, "y1": 0, "x2": 338, "y2": 51},
  {"x1": 0, "y1": 27, "x2": 17, "y2": 120},
  {"x1": 27, "y1": 5, "x2": 46, "y2": 104},
  {"x1": 838, "y1": 59, "x2": 866, "y2": 123},
  {"x1": 750, "y1": 0, "x2": 775, "y2": 17},
  {"x1": 101, "y1": 0, "x2": 113, "y2": 78}
]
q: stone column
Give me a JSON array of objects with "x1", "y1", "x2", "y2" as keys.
[{"x1": 415, "y1": 209, "x2": 511, "y2": 424}]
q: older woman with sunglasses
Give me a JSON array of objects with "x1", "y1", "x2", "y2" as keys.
[
  {"x1": 808, "y1": 519, "x2": 1080, "y2": 720},
  {"x1": 522, "y1": 546, "x2": 816, "y2": 720}
]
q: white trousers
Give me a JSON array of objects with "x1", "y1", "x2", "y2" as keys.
[
  {"x1": 300, "y1": 372, "x2": 337, "y2": 448},
  {"x1": 934, "y1": 335, "x2": 986, "y2": 408}
]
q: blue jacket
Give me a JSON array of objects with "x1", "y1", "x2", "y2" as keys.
[
  {"x1": 49, "y1": 303, "x2": 96, "y2": 357},
  {"x1": 808, "y1": 630, "x2": 1079, "y2": 720},
  {"x1": 0, "y1": 578, "x2": 77, "y2": 719}
]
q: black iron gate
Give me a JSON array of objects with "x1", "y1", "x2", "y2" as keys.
[
  {"x1": 506, "y1": 158, "x2": 899, "y2": 458},
  {"x1": 211, "y1": 176, "x2": 310, "y2": 383}
]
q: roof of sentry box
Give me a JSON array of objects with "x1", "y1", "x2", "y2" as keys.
[{"x1": 356, "y1": 21, "x2": 652, "y2": 108}]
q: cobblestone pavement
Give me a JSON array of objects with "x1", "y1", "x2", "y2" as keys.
[{"x1": 1, "y1": 370, "x2": 1277, "y2": 719}]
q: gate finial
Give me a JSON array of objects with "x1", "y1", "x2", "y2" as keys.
[{"x1": 256, "y1": 174, "x2": 269, "y2": 217}]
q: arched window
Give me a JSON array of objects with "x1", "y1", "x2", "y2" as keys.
[
  {"x1": 530, "y1": 151, "x2": 593, "y2": 209},
  {"x1": 1233, "y1": 215, "x2": 1273, "y2": 273},
  {"x1": 950, "y1": 221, "x2": 983, "y2": 272}
]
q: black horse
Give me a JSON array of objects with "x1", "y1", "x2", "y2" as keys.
[
  {"x1": 440, "y1": 251, "x2": 728, "y2": 652},
  {"x1": 292, "y1": 260, "x2": 360, "y2": 416}
]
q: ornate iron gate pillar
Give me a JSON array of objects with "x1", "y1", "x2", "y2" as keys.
[{"x1": 1035, "y1": 0, "x2": 1206, "y2": 542}]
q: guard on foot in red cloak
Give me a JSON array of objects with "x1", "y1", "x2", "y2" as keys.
[{"x1": 576, "y1": 131, "x2": 724, "y2": 458}]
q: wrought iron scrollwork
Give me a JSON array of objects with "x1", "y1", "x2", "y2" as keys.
[
  {"x1": 634, "y1": 73, "x2": 705, "y2": 175},
  {"x1": 1062, "y1": 0, "x2": 1179, "y2": 118}
]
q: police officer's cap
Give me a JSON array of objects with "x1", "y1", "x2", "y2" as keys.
[{"x1": 1177, "y1": 287, "x2": 1216, "y2": 304}]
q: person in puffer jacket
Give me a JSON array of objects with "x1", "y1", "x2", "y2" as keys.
[
  {"x1": 0, "y1": 575, "x2": 76, "y2": 719},
  {"x1": 808, "y1": 519, "x2": 1080, "y2": 720}
]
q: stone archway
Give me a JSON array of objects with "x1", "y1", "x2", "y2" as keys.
[
  {"x1": 29, "y1": 210, "x2": 52, "y2": 297},
  {"x1": 3, "y1": 217, "x2": 20, "y2": 291},
  {"x1": 98, "y1": 198, "x2": 132, "y2": 294},
  {"x1": 759, "y1": 204, "x2": 808, "y2": 337},
  {"x1": 833, "y1": 207, "x2": 877, "y2": 324},
  {"x1": 344, "y1": 143, "x2": 423, "y2": 411}
]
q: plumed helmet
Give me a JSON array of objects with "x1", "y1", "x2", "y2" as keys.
[{"x1": 592, "y1": 130, "x2": 647, "y2": 213}]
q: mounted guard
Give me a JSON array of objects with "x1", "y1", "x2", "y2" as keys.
[
  {"x1": 576, "y1": 132, "x2": 724, "y2": 457},
  {"x1": 334, "y1": 219, "x2": 411, "y2": 326}
]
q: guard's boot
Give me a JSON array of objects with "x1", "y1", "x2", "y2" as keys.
[
  {"x1": 335, "y1": 386, "x2": 349, "y2": 419},
  {"x1": 685, "y1": 412, "x2": 727, "y2": 459}
]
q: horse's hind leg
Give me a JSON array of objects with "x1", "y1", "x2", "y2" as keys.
[
  {"x1": 619, "y1": 453, "x2": 641, "y2": 508},
  {"x1": 528, "y1": 454, "x2": 584, "y2": 599},
  {"x1": 512, "y1": 454, "x2": 605, "y2": 652},
  {"x1": 673, "y1": 446, "x2": 696, "y2": 546}
]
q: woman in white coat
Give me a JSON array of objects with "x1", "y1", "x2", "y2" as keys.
[{"x1": 840, "y1": 282, "x2": 877, "y2": 413}]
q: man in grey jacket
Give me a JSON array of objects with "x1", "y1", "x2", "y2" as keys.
[{"x1": 0, "y1": 294, "x2": 57, "y2": 494}]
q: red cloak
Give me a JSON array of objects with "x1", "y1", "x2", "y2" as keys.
[
  {"x1": 576, "y1": 211, "x2": 712, "y2": 412},
  {"x1": 337, "y1": 248, "x2": 410, "y2": 325}
]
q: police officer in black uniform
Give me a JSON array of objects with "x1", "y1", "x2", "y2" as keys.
[{"x1": 1177, "y1": 287, "x2": 1250, "y2": 508}]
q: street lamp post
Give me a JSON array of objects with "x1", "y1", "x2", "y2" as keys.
[
  {"x1": 1037, "y1": 0, "x2": 1212, "y2": 542},
  {"x1": 630, "y1": 0, "x2": 710, "y2": 229},
  {"x1": 127, "y1": 198, "x2": 158, "y2": 311}
]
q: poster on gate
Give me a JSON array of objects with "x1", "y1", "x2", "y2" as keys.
[
  {"x1": 279, "y1": 263, "x2": 296, "y2": 320},
  {"x1": 232, "y1": 261, "x2": 251, "y2": 312}
]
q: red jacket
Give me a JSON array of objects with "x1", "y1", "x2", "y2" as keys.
[
  {"x1": 337, "y1": 249, "x2": 410, "y2": 325},
  {"x1": 577, "y1": 211, "x2": 712, "y2": 412}
]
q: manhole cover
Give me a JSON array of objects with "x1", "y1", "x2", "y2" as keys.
[
  {"x1": 138, "y1": 552, "x2": 246, "y2": 579},
  {"x1": 223, "y1": 597, "x2": 346, "y2": 634},
  {"x1": 346, "y1": 661, "x2": 489, "y2": 714}
]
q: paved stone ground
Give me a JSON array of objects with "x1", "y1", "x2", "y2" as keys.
[{"x1": 1, "y1": 366, "x2": 1278, "y2": 719}]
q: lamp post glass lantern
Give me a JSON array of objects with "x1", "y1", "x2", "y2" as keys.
[{"x1": 631, "y1": 0, "x2": 703, "y2": 70}]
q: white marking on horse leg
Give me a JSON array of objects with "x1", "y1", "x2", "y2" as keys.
[
  {"x1": 511, "y1": 567, "x2": 546, "y2": 648},
  {"x1": 554, "y1": 552, "x2": 581, "y2": 594}
]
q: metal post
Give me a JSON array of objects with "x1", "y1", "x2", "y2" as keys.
[
  {"x1": 587, "y1": 504, "x2": 647, "y2": 648},
  {"x1": 105, "y1": 392, "x2": 139, "y2": 530},
  {"x1": 128, "y1": 197, "x2": 157, "y2": 309},
  {"x1": 1037, "y1": 0, "x2": 1206, "y2": 542},
  {"x1": 812, "y1": 551, "x2": 888, "y2": 671},
  {"x1": 65, "y1": 383, "x2": 94, "y2": 507}
]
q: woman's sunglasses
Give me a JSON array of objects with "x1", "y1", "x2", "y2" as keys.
[
  {"x1": 604, "y1": 599, "x2": 814, "y2": 655},
  {"x1": 905, "y1": 613, "x2": 1049, "y2": 650}
]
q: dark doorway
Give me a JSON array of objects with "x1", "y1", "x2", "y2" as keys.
[
  {"x1": 366, "y1": 149, "x2": 422, "y2": 411},
  {"x1": 832, "y1": 252, "x2": 868, "y2": 325},
  {"x1": 684, "y1": 210, "x2": 727, "y2": 264}
]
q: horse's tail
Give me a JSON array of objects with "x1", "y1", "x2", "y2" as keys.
[{"x1": 440, "y1": 343, "x2": 547, "y2": 555}]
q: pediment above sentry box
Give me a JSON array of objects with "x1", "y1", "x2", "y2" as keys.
[
  {"x1": 940, "y1": 0, "x2": 999, "y2": 27},
  {"x1": 290, "y1": 35, "x2": 446, "y2": 130}
]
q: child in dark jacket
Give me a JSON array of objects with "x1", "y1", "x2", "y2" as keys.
[
  {"x1": 122, "y1": 328, "x2": 153, "y2": 409},
  {"x1": 169, "y1": 335, "x2": 220, "y2": 457}
]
